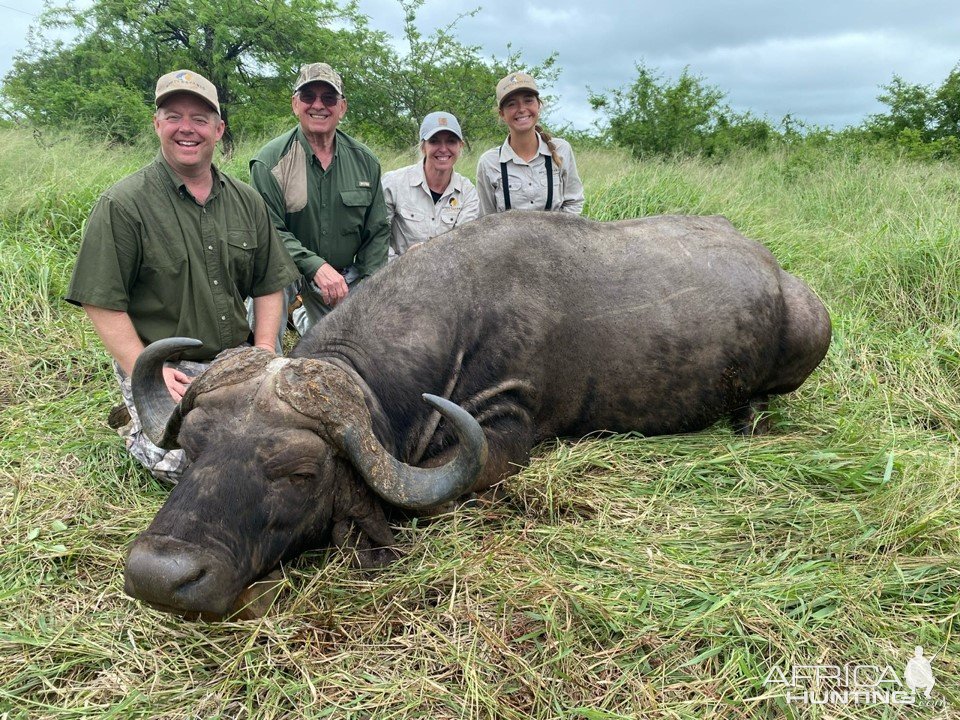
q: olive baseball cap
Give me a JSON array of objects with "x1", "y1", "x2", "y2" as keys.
[
  {"x1": 419, "y1": 111, "x2": 464, "y2": 141},
  {"x1": 496, "y1": 71, "x2": 539, "y2": 107},
  {"x1": 294, "y1": 63, "x2": 344, "y2": 96},
  {"x1": 155, "y1": 70, "x2": 220, "y2": 114}
]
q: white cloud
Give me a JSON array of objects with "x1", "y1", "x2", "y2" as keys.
[
  {"x1": 4, "y1": 0, "x2": 960, "y2": 132},
  {"x1": 525, "y1": 5, "x2": 579, "y2": 27}
]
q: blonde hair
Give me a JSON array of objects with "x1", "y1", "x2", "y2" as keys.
[{"x1": 535, "y1": 123, "x2": 562, "y2": 168}]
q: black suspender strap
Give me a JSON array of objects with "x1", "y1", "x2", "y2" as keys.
[
  {"x1": 544, "y1": 155, "x2": 553, "y2": 210},
  {"x1": 502, "y1": 155, "x2": 554, "y2": 211},
  {"x1": 500, "y1": 162, "x2": 511, "y2": 210}
]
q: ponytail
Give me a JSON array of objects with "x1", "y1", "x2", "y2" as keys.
[{"x1": 535, "y1": 124, "x2": 562, "y2": 167}]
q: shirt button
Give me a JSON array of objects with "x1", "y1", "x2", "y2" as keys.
[
  {"x1": 221, "y1": 315, "x2": 226, "y2": 321},
  {"x1": 213, "y1": 280, "x2": 219, "y2": 286},
  {"x1": 242, "y1": 242, "x2": 247, "y2": 247},
  {"x1": 207, "y1": 245, "x2": 213, "y2": 251}
]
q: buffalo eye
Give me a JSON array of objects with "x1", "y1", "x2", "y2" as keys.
[
  {"x1": 263, "y1": 458, "x2": 320, "y2": 484},
  {"x1": 288, "y1": 466, "x2": 319, "y2": 483}
]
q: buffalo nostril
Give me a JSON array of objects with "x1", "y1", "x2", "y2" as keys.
[
  {"x1": 125, "y1": 545, "x2": 203, "y2": 596},
  {"x1": 124, "y1": 544, "x2": 230, "y2": 615}
]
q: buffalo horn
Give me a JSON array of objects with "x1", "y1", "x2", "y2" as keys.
[
  {"x1": 343, "y1": 393, "x2": 488, "y2": 511},
  {"x1": 131, "y1": 337, "x2": 203, "y2": 450}
]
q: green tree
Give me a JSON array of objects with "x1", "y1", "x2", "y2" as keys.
[
  {"x1": 2, "y1": 0, "x2": 556, "y2": 149},
  {"x1": 861, "y1": 66, "x2": 960, "y2": 160},
  {"x1": 341, "y1": 0, "x2": 559, "y2": 148},
  {"x1": 931, "y1": 64, "x2": 960, "y2": 139},
  {"x1": 865, "y1": 75, "x2": 935, "y2": 141},
  {"x1": 588, "y1": 62, "x2": 773, "y2": 158},
  {"x1": 2, "y1": 0, "x2": 363, "y2": 148}
]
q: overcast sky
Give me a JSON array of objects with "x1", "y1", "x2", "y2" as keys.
[{"x1": 4, "y1": 0, "x2": 960, "y2": 131}]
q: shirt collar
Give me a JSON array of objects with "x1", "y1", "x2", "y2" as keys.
[
  {"x1": 154, "y1": 153, "x2": 224, "y2": 202},
  {"x1": 497, "y1": 134, "x2": 550, "y2": 165},
  {"x1": 296, "y1": 126, "x2": 340, "y2": 166},
  {"x1": 411, "y1": 161, "x2": 463, "y2": 197}
]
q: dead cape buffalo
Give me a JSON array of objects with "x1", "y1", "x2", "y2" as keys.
[{"x1": 123, "y1": 212, "x2": 831, "y2": 619}]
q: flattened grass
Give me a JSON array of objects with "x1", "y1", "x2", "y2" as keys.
[{"x1": 0, "y1": 128, "x2": 957, "y2": 718}]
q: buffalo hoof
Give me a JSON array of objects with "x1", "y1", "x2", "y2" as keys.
[
  {"x1": 731, "y1": 397, "x2": 771, "y2": 435},
  {"x1": 107, "y1": 403, "x2": 131, "y2": 430}
]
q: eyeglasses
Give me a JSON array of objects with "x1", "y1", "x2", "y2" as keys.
[{"x1": 298, "y1": 90, "x2": 342, "y2": 107}]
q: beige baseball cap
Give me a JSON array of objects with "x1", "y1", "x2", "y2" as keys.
[
  {"x1": 294, "y1": 63, "x2": 344, "y2": 96},
  {"x1": 155, "y1": 70, "x2": 220, "y2": 114},
  {"x1": 496, "y1": 71, "x2": 539, "y2": 107}
]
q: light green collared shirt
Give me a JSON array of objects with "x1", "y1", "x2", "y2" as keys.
[{"x1": 66, "y1": 155, "x2": 299, "y2": 361}]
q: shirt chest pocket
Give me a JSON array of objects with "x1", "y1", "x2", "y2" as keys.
[
  {"x1": 494, "y1": 174, "x2": 524, "y2": 193},
  {"x1": 399, "y1": 207, "x2": 426, "y2": 223},
  {"x1": 439, "y1": 207, "x2": 460, "y2": 227},
  {"x1": 142, "y1": 232, "x2": 187, "y2": 271},
  {"x1": 493, "y1": 173, "x2": 525, "y2": 210},
  {"x1": 537, "y1": 164, "x2": 562, "y2": 207},
  {"x1": 226, "y1": 229, "x2": 258, "y2": 287},
  {"x1": 339, "y1": 189, "x2": 372, "y2": 236}
]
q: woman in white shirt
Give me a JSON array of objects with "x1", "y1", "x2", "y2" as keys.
[
  {"x1": 382, "y1": 112, "x2": 479, "y2": 259},
  {"x1": 476, "y1": 71, "x2": 584, "y2": 216}
]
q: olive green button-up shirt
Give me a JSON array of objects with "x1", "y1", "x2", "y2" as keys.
[
  {"x1": 250, "y1": 127, "x2": 389, "y2": 281},
  {"x1": 65, "y1": 155, "x2": 299, "y2": 361}
]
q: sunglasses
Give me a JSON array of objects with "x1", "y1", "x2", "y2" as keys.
[{"x1": 298, "y1": 90, "x2": 342, "y2": 107}]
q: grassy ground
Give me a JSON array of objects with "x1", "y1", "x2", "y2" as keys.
[{"x1": 0, "y1": 127, "x2": 957, "y2": 719}]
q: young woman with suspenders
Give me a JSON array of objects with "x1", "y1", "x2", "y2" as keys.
[{"x1": 476, "y1": 72, "x2": 584, "y2": 216}]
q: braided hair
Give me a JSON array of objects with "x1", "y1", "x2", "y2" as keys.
[{"x1": 535, "y1": 123, "x2": 562, "y2": 167}]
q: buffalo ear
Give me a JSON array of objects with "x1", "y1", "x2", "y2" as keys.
[
  {"x1": 331, "y1": 517, "x2": 401, "y2": 569},
  {"x1": 275, "y1": 360, "x2": 488, "y2": 511}
]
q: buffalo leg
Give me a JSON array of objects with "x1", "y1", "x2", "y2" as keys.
[{"x1": 730, "y1": 395, "x2": 770, "y2": 435}]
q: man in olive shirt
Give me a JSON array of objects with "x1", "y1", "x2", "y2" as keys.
[
  {"x1": 250, "y1": 62, "x2": 389, "y2": 333},
  {"x1": 66, "y1": 70, "x2": 298, "y2": 483}
]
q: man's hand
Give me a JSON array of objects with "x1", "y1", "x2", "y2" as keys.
[
  {"x1": 313, "y1": 263, "x2": 349, "y2": 307},
  {"x1": 163, "y1": 366, "x2": 194, "y2": 402}
]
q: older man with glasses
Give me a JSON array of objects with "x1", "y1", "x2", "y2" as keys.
[{"x1": 250, "y1": 62, "x2": 390, "y2": 335}]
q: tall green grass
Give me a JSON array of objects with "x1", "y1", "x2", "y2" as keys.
[{"x1": 0, "y1": 127, "x2": 957, "y2": 719}]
